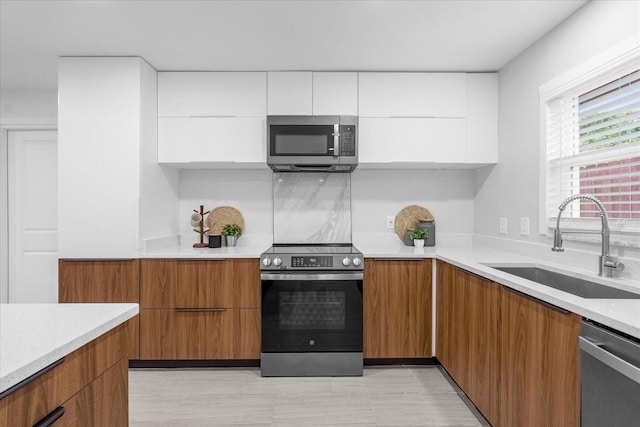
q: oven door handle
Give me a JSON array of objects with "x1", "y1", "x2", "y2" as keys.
[{"x1": 261, "y1": 272, "x2": 363, "y2": 281}]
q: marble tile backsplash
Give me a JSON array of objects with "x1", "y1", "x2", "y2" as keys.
[{"x1": 273, "y1": 173, "x2": 351, "y2": 244}]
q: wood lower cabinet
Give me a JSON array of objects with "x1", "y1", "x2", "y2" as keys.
[
  {"x1": 58, "y1": 259, "x2": 140, "y2": 359},
  {"x1": 436, "y1": 261, "x2": 500, "y2": 424},
  {"x1": 436, "y1": 261, "x2": 580, "y2": 427},
  {"x1": 139, "y1": 258, "x2": 261, "y2": 360},
  {"x1": 58, "y1": 358, "x2": 128, "y2": 426},
  {"x1": 499, "y1": 286, "x2": 580, "y2": 427},
  {"x1": 364, "y1": 258, "x2": 432, "y2": 359},
  {"x1": 139, "y1": 309, "x2": 260, "y2": 359},
  {"x1": 0, "y1": 324, "x2": 128, "y2": 427}
]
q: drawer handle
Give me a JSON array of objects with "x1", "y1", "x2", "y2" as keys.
[
  {"x1": 501, "y1": 285, "x2": 569, "y2": 314},
  {"x1": 0, "y1": 357, "x2": 65, "y2": 400},
  {"x1": 175, "y1": 308, "x2": 227, "y2": 312},
  {"x1": 33, "y1": 406, "x2": 65, "y2": 427}
]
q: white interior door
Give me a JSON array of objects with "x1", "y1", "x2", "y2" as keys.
[{"x1": 8, "y1": 130, "x2": 58, "y2": 303}]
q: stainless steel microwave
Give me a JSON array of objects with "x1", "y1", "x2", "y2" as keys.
[{"x1": 267, "y1": 115, "x2": 358, "y2": 172}]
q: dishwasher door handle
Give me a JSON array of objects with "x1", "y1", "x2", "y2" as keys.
[{"x1": 579, "y1": 336, "x2": 640, "y2": 384}]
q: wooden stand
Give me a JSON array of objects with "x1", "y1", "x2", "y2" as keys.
[{"x1": 192, "y1": 205, "x2": 210, "y2": 248}]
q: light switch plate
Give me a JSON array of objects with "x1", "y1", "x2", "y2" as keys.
[
  {"x1": 386, "y1": 216, "x2": 395, "y2": 229},
  {"x1": 499, "y1": 217, "x2": 508, "y2": 234},
  {"x1": 520, "y1": 217, "x2": 530, "y2": 235}
]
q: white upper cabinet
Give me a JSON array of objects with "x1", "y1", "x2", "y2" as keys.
[
  {"x1": 358, "y1": 118, "x2": 466, "y2": 164},
  {"x1": 158, "y1": 72, "x2": 266, "y2": 117},
  {"x1": 358, "y1": 73, "x2": 466, "y2": 118},
  {"x1": 158, "y1": 117, "x2": 265, "y2": 165},
  {"x1": 358, "y1": 72, "x2": 497, "y2": 168},
  {"x1": 267, "y1": 72, "x2": 312, "y2": 115},
  {"x1": 312, "y1": 72, "x2": 358, "y2": 116},
  {"x1": 157, "y1": 72, "x2": 268, "y2": 166},
  {"x1": 466, "y1": 73, "x2": 498, "y2": 164}
]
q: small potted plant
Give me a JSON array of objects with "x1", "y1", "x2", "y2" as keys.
[
  {"x1": 221, "y1": 223, "x2": 242, "y2": 247},
  {"x1": 409, "y1": 228, "x2": 429, "y2": 248}
]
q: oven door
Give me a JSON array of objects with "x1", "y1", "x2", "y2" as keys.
[{"x1": 261, "y1": 272, "x2": 363, "y2": 353}]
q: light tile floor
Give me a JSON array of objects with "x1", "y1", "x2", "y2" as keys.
[{"x1": 129, "y1": 366, "x2": 488, "y2": 427}]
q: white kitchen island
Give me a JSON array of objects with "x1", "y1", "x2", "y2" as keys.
[{"x1": 0, "y1": 303, "x2": 139, "y2": 425}]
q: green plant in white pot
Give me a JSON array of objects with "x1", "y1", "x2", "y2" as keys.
[
  {"x1": 409, "y1": 228, "x2": 429, "y2": 248},
  {"x1": 221, "y1": 223, "x2": 242, "y2": 247}
]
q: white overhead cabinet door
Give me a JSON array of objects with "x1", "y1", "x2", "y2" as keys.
[
  {"x1": 358, "y1": 72, "x2": 466, "y2": 118},
  {"x1": 357, "y1": 72, "x2": 497, "y2": 168},
  {"x1": 267, "y1": 71, "x2": 313, "y2": 115},
  {"x1": 158, "y1": 118, "x2": 266, "y2": 164},
  {"x1": 157, "y1": 72, "x2": 267, "y2": 166},
  {"x1": 358, "y1": 118, "x2": 466, "y2": 164},
  {"x1": 312, "y1": 72, "x2": 359, "y2": 116},
  {"x1": 158, "y1": 72, "x2": 267, "y2": 118}
]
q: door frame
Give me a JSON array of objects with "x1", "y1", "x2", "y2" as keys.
[{"x1": 0, "y1": 125, "x2": 57, "y2": 303}]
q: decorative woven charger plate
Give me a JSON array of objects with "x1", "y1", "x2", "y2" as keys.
[
  {"x1": 395, "y1": 205, "x2": 434, "y2": 241},
  {"x1": 205, "y1": 206, "x2": 245, "y2": 235}
]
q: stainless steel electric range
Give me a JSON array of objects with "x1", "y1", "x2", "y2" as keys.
[{"x1": 260, "y1": 244, "x2": 364, "y2": 377}]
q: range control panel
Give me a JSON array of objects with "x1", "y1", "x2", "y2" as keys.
[
  {"x1": 291, "y1": 256, "x2": 333, "y2": 268},
  {"x1": 260, "y1": 254, "x2": 363, "y2": 271}
]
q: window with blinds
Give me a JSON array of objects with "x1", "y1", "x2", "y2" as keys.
[{"x1": 545, "y1": 63, "x2": 639, "y2": 244}]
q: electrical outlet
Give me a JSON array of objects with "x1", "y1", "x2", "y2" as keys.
[
  {"x1": 520, "y1": 217, "x2": 530, "y2": 235},
  {"x1": 499, "y1": 217, "x2": 508, "y2": 234},
  {"x1": 386, "y1": 216, "x2": 395, "y2": 229}
]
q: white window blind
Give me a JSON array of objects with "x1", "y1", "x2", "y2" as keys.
[{"x1": 545, "y1": 64, "x2": 640, "y2": 245}]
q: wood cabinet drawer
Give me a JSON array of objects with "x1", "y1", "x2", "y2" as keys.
[
  {"x1": 140, "y1": 259, "x2": 260, "y2": 309},
  {"x1": 59, "y1": 259, "x2": 139, "y2": 303},
  {"x1": 58, "y1": 259, "x2": 140, "y2": 359},
  {"x1": 0, "y1": 323, "x2": 127, "y2": 426},
  {"x1": 56, "y1": 357, "x2": 128, "y2": 427},
  {"x1": 139, "y1": 308, "x2": 261, "y2": 360}
]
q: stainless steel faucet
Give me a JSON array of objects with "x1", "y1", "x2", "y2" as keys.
[{"x1": 552, "y1": 193, "x2": 625, "y2": 277}]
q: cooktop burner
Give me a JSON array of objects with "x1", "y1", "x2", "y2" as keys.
[{"x1": 260, "y1": 244, "x2": 363, "y2": 271}]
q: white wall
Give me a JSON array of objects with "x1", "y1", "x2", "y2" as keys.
[
  {"x1": 178, "y1": 169, "x2": 273, "y2": 246},
  {"x1": 0, "y1": 89, "x2": 57, "y2": 126},
  {"x1": 352, "y1": 169, "x2": 475, "y2": 238},
  {"x1": 139, "y1": 60, "x2": 180, "y2": 242},
  {"x1": 0, "y1": 129, "x2": 7, "y2": 302},
  {"x1": 177, "y1": 168, "x2": 476, "y2": 246},
  {"x1": 474, "y1": 1, "x2": 639, "y2": 255}
]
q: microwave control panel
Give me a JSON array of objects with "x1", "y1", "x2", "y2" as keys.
[{"x1": 339, "y1": 125, "x2": 356, "y2": 156}]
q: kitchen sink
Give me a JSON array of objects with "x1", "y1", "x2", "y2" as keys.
[{"x1": 486, "y1": 265, "x2": 640, "y2": 299}]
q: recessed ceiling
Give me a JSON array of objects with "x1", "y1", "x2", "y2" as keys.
[{"x1": 0, "y1": 0, "x2": 588, "y2": 92}]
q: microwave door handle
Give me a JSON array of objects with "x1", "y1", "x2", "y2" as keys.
[{"x1": 333, "y1": 124, "x2": 340, "y2": 158}]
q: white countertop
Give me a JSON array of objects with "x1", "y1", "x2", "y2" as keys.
[
  {"x1": 141, "y1": 244, "x2": 265, "y2": 259},
  {"x1": 142, "y1": 240, "x2": 639, "y2": 339},
  {"x1": 0, "y1": 303, "x2": 139, "y2": 394}
]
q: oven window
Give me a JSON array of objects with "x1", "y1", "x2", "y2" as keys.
[{"x1": 279, "y1": 291, "x2": 345, "y2": 330}]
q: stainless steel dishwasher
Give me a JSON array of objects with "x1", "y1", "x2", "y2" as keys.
[{"x1": 579, "y1": 320, "x2": 640, "y2": 426}]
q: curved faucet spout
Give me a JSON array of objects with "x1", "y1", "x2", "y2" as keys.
[{"x1": 551, "y1": 193, "x2": 623, "y2": 277}]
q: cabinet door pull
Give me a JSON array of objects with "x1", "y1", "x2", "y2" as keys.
[
  {"x1": 33, "y1": 406, "x2": 65, "y2": 427},
  {"x1": 371, "y1": 258, "x2": 428, "y2": 261},
  {"x1": 0, "y1": 357, "x2": 65, "y2": 400},
  {"x1": 175, "y1": 308, "x2": 227, "y2": 312},
  {"x1": 501, "y1": 285, "x2": 570, "y2": 314},
  {"x1": 176, "y1": 258, "x2": 226, "y2": 262}
]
